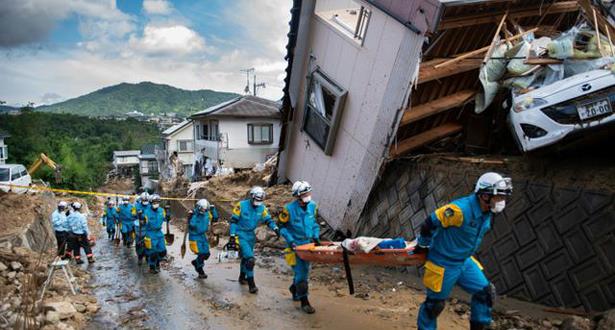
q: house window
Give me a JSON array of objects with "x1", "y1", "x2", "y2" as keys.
[
  {"x1": 247, "y1": 124, "x2": 274, "y2": 145},
  {"x1": 199, "y1": 120, "x2": 219, "y2": 141},
  {"x1": 316, "y1": 1, "x2": 371, "y2": 45},
  {"x1": 302, "y1": 70, "x2": 347, "y2": 155},
  {"x1": 177, "y1": 140, "x2": 193, "y2": 152},
  {"x1": 0, "y1": 146, "x2": 6, "y2": 160},
  {"x1": 147, "y1": 160, "x2": 158, "y2": 174}
]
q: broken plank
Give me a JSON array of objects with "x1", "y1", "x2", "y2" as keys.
[
  {"x1": 419, "y1": 58, "x2": 482, "y2": 84},
  {"x1": 400, "y1": 90, "x2": 475, "y2": 127},
  {"x1": 524, "y1": 58, "x2": 563, "y2": 65},
  {"x1": 439, "y1": 1, "x2": 579, "y2": 30},
  {"x1": 390, "y1": 123, "x2": 463, "y2": 158}
]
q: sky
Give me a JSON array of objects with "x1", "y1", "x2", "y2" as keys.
[{"x1": 0, "y1": 0, "x2": 292, "y2": 106}]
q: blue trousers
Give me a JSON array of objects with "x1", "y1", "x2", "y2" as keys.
[
  {"x1": 238, "y1": 231, "x2": 256, "y2": 278},
  {"x1": 292, "y1": 256, "x2": 310, "y2": 299},
  {"x1": 145, "y1": 232, "x2": 166, "y2": 268},
  {"x1": 106, "y1": 220, "x2": 116, "y2": 235},
  {"x1": 189, "y1": 237, "x2": 210, "y2": 270},
  {"x1": 121, "y1": 221, "x2": 135, "y2": 244},
  {"x1": 418, "y1": 257, "x2": 491, "y2": 330}
]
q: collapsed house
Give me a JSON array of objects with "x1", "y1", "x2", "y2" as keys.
[{"x1": 278, "y1": 0, "x2": 615, "y2": 312}]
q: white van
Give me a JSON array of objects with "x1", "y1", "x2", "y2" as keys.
[{"x1": 0, "y1": 164, "x2": 32, "y2": 194}]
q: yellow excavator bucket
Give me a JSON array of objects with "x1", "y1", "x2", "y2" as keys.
[{"x1": 28, "y1": 153, "x2": 62, "y2": 183}]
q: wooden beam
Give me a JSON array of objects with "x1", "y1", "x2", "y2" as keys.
[
  {"x1": 439, "y1": 1, "x2": 579, "y2": 30},
  {"x1": 433, "y1": 28, "x2": 538, "y2": 69},
  {"x1": 578, "y1": 0, "x2": 615, "y2": 38},
  {"x1": 390, "y1": 123, "x2": 463, "y2": 158},
  {"x1": 483, "y1": 12, "x2": 508, "y2": 64},
  {"x1": 419, "y1": 58, "x2": 482, "y2": 84},
  {"x1": 400, "y1": 90, "x2": 476, "y2": 127},
  {"x1": 524, "y1": 58, "x2": 563, "y2": 65}
]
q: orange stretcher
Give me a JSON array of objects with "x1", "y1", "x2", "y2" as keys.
[{"x1": 294, "y1": 242, "x2": 426, "y2": 267}]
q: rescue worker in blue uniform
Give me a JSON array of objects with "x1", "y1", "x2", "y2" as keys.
[
  {"x1": 51, "y1": 201, "x2": 69, "y2": 258},
  {"x1": 67, "y1": 202, "x2": 95, "y2": 264},
  {"x1": 278, "y1": 181, "x2": 320, "y2": 314},
  {"x1": 134, "y1": 192, "x2": 150, "y2": 265},
  {"x1": 118, "y1": 197, "x2": 136, "y2": 247},
  {"x1": 188, "y1": 199, "x2": 219, "y2": 279},
  {"x1": 415, "y1": 172, "x2": 512, "y2": 330},
  {"x1": 103, "y1": 200, "x2": 119, "y2": 240},
  {"x1": 142, "y1": 194, "x2": 169, "y2": 274},
  {"x1": 229, "y1": 186, "x2": 279, "y2": 294}
]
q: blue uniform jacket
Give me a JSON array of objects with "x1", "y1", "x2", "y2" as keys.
[
  {"x1": 143, "y1": 207, "x2": 167, "y2": 234},
  {"x1": 230, "y1": 200, "x2": 276, "y2": 236},
  {"x1": 188, "y1": 208, "x2": 215, "y2": 241},
  {"x1": 419, "y1": 194, "x2": 492, "y2": 266},
  {"x1": 278, "y1": 200, "x2": 319, "y2": 247},
  {"x1": 118, "y1": 203, "x2": 136, "y2": 224},
  {"x1": 103, "y1": 206, "x2": 119, "y2": 226},
  {"x1": 51, "y1": 210, "x2": 69, "y2": 232},
  {"x1": 68, "y1": 211, "x2": 89, "y2": 235}
]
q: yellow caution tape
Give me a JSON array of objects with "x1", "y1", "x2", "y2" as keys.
[{"x1": 0, "y1": 183, "x2": 232, "y2": 202}]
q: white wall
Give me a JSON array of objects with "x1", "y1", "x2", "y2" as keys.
[
  {"x1": 195, "y1": 117, "x2": 281, "y2": 168},
  {"x1": 282, "y1": 1, "x2": 424, "y2": 231},
  {"x1": 165, "y1": 122, "x2": 194, "y2": 166}
]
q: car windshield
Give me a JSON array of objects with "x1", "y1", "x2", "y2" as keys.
[{"x1": 0, "y1": 168, "x2": 9, "y2": 181}]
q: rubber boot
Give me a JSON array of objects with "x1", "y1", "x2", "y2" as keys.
[
  {"x1": 238, "y1": 272, "x2": 247, "y2": 285},
  {"x1": 470, "y1": 322, "x2": 485, "y2": 330},
  {"x1": 289, "y1": 284, "x2": 299, "y2": 301},
  {"x1": 300, "y1": 297, "x2": 315, "y2": 314},
  {"x1": 247, "y1": 277, "x2": 258, "y2": 294},
  {"x1": 137, "y1": 256, "x2": 143, "y2": 265},
  {"x1": 75, "y1": 258, "x2": 84, "y2": 265},
  {"x1": 149, "y1": 265, "x2": 159, "y2": 274},
  {"x1": 87, "y1": 256, "x2": 95, "y2": 264},
  {"x1": 197, "y1": 268, "x2": 208, "y2": 279}
]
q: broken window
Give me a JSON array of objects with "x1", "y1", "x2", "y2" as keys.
[
  {"x1": 315, "y1": 1, "x2": 371, "y2": 45},
  {"x1": 177, "y1": 140, "x2": 193, "y2": 152},
  {"x1": 247, "y1": 123, "x2": 274, "y2": 144},
  {"x1": 302, "y1": 70, "x2": 347, "y2": 155}
]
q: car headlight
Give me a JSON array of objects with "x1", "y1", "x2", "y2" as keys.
[{"x1": 513, "y1": 97, "x2": 548, "y2": 112}]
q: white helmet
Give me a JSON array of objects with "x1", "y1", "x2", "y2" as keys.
[
  {"x1": 249, "y1": 186, "x2": 266, "y2": 202},
  {"x1": 475, "y1": 172, "x2": 512, "y2": 196},
  {"x1": 58, "y1": 201, "x2": 68, "y2": 208},
  {"x1": 196, "y1": 199, "x2": 210, "y2": 212},
  {"x1": 141, "y1": 192, "x2": 150, "y2": 204},
  {"x1": 72, "y1": 202, "x2": 82, "y2": 210},
  {"x1": 292, "y1": 181, "x2": 312, "y2": 197},
  {"x1": 108, "y1": 200, "x2": 115, "y2": 206}
]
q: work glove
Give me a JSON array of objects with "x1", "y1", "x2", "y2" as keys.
[
  {"x1": 228, "y1": 235, "x2": 239, "y2": 251},
  {"x1": 413, "y1": 245, "x2": 429, "y2": 255},
  {"x1": 313, "y1": 238, "x2": 321, "y2": 246},
  {"x1": 290, "y1": 242, "x2": 297, "y2": 251},
  {"x1": 273, "y1": 227, "x2": 280, "y2": 239}
]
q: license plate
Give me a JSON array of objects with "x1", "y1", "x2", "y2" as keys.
[{"x1": 577, "y1": 98, "x2": 613, "y2": 120}]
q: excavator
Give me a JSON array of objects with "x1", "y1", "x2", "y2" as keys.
[{"x1": 29, "y1": 153, "x2": 62, "y2": 183}]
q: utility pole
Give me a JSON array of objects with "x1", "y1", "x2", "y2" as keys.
[
  {"x1": 253, "y1": 74, "x2": 266, "y2": 97},
  {"x1": 240, "y1": 68, "x2": 255, "y2": 95}
]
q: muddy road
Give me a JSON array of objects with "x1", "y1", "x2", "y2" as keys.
[{"x1": 79, "y1": 219, "x2": 470, "y2": 330}]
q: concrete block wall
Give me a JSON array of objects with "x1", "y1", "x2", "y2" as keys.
[{"x1": 355, "y1": 157, "x2": 615, "y2": 312}]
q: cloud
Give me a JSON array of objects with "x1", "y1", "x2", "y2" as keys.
[
  {"x1": 40, "y1": 92, "x2": 63, "y2": 105},
  {"x1": 0, "y1": 0, "x2": 134, "y2": 48},
  {"x1": 143, "y1": 0, "x2": 172, "y2": 15},
  {"x1": 129, "y1": 24, "x2": 205, "y2": 55}
]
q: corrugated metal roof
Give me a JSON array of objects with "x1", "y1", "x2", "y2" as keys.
[
  {"x1": 162, "y1": 119, "x2": 192, "y2": 136},
  {"x1": 140, "y1": 144, "x2": 160, "y2": 156},
  {"x1": 113, "y1": 150, "x2": 140, "y2": 157},
  {"x1": 191, "y1": 95, "x2": 281, "y2": 119}
]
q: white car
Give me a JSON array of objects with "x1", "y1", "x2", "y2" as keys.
[
  {"x1": 508, "y1": 69, "x2": 615, "y2": 152},
  {"x1": 0, "y1": 164, "x2": 32, "y2": 194}
]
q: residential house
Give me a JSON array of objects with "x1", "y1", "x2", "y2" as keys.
[
  {"x1": 278, "y1": 0, "x2": 440, "y2": 231},
  {"x1": 159, "y1": 119, "x2": 195, "y2": 179},
  {"x1": 138, "y1": 144, "x2": 161, "y2": 191},
  {"x1": 191, "y1": 95, "x2": 281, "y2": 170},
  {"x1": 0, "y1": 130, "x2": 9, "y2": 165},
  {"x1": 112, "y1": 150, "x2": 140, "y2": 176}
]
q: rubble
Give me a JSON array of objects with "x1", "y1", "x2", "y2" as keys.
[{"x1": 597, "y1": 309, "x2": 615, "y2": 330}]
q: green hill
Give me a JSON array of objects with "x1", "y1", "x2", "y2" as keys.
[{"x1": 37, "y1": 81, "x2": 240, "y2": 117}]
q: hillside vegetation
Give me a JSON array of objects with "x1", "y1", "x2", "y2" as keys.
[
  {"x1": 0, "y1": 110, "x2": 160, "y2": 190},
  {"x1": 37, "y1": 81, "x2": 239, "y2": 117}
]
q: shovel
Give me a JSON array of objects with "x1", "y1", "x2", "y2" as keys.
[
  {"x1": 114, "y1": 221, "x2": 121, "y2": 246},
  {"x1": 180, "y1": 213, "x2": 192, "y2": 258},
  {"x1": 164, "y1": 206, "x2": 174, "y2": 246}
]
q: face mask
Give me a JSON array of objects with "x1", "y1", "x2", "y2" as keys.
[
  {"x1": 142, "y1": 201, "x2": 149, "y2": 205},
  {"x1": 253, "y1": 201, "x2": 263, "y2": 206},
  {"x1": 491, "y1": 200, "x2": 506, "y2": 213},
  {"x1": 152, "y1": 203, "x2": 159, "y2": 209},
  {"x1": 123, "y1": 201, "x2": 129, "y2": 205},
  {"x1": 301, "y1": 195, "x2": 312, "y2": 203}
]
